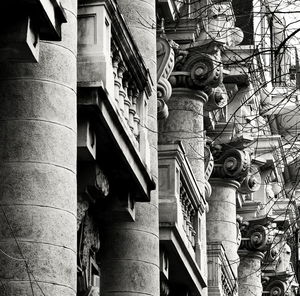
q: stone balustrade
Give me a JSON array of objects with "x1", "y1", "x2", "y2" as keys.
[
  {"x1": 180, "y1": 181, "x2": 197, "y2": 249},
  {"x1": 111, "y1": 46, "x2": 142, "y2": 143}
]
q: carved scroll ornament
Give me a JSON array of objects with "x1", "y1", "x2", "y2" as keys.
[
  {"x1": 212, "y1": 147, "x2": 251, "y2": 182},
  {"x1": 204, "y1": 144, "x2": 214, "y2": 198},
  {"x1": 157, "y1": 37, "x2": 176, "y2": 119},
  {"x1": 169, "y1": 48, "x2": 228, "y2": 110},
  {"x1": 238, "y1": 166, "x2": 262, "y2": 194},
  {"x1": 266, "y1": 280, "x2": 287, "y2": 296},
  {"x1": 240, "y1": 224, "x2": 270, "y2": 252}
]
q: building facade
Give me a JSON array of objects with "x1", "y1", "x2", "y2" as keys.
[{"x1": 0, "y1": 0, "x2": 299, "y2": 296}]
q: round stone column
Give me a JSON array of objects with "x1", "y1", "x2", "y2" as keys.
[
  {"x1": 0, "y1": 1, "x2": 77, "y2": 295},
  {"x1": 207, "y1": 179, "x2": 240, "y2": 277},
  {"x1": 159, "y1": 88, "x2": 208, "y2": 194},
  {"x1": 159, "y1": 88, "x2": 209, "y2": 278},
  {"x1": 101, "y1": 1, "x2": 160, "y2": 296},
  {"x1": 238, "y1": 250, "x2": 264, "y2": 296}
]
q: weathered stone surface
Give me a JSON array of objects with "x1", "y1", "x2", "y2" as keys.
[
  {"x1": 238, "y1": 251, "x2": 264, "y2": 296},
  {"x1": 0, "y1": 1, "x2": 77, "y2": 294},
  {"x1": 101, "y1": 2, "x2": 159, "y2": 296},
  {"x1": 207, "y1": 179, "x2": 240, "y2": 277}
]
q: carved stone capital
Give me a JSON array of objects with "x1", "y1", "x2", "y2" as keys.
[
  {"x1": 240, "y1": 224, "x2": 270, "y2": 252},
  {"x1": 169, "y1": 45, "x2": 228, "y2": 110},
  {"x1": 265, "y1": 280, "x2": 287, "y2": 296},
  {"x1": 239, "y1": 217, "x2": 275, "y2": 254},
  {"x1": 211, "y1": 147, "x2": 251, "y2": 182}
]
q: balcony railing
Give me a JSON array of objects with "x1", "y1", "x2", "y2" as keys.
[{"x1": 158, "y1": 143, "x2": 207, "y2": 266}]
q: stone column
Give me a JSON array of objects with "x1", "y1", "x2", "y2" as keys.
[
  {"x1": 207, "y1": 147, "x2": 252, "y2": 278},
  {"x1": 159, "y1": 46, "x2": 228, "y2": 284},
  {"x1": 159, "y1": 88, "x2": 208, "y2": 194},
  {"x1": 238, "y1": 221, "x2": 273, "y2": 296},
  {"x1": 207, "y1": 179, "x2": 240, "y2": 277},
  {"x1": 0, "y1": 0, "x2": 77, "y2": 295},
  {"x1": 101, "y1": 1, "x2": 160, "y2": 296},
  {"x1": 238, "y1": 250, "x2": 265, "y2": 296}
]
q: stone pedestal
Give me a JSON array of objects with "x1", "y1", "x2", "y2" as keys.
[
  {"x1": 0, "y1": 0, "x2": 77, "y2": 295},
  {"x1": 238, "y1": 250, "x2": 264, "y2": 296},
  {"x1": 207, "y1": 179, "x2": 240, "y2": 278},
  {"x1": 100, "y1": 1, "x2": 160, "y2": 296}
]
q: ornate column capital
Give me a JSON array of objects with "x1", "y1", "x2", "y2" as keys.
[
  {"x1": 211, "y1": 146, "x2": 251, "y2": 183},
  {"x1": 169, "y1": 44, "x2": 228, "y2": 111},
  {"x1": 239, "y1": 217, "x2": 274, "y2": 253},
  {"x1": 238, "y1": 164, "x2": 262, "y2": 194}
]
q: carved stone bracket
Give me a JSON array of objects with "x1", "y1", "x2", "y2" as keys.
[
  {"x1": 204, "y1": 143, "x2": 214, "y2": 198},
  {"x1": 157, "y1": 37, "x2": 176, "y2": 119}
]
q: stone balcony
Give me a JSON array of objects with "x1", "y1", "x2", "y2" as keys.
[
  {"x1": 158, "y1": 143, "x2": 207, "y2": 296},
  {"x1": 77, "y1": 0, "x2": 155, "y2": 211},
  {"x1": 207, "y1": 242, "x2": 237, "y2": 296}
]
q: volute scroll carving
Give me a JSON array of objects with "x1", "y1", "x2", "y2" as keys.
[
  {"x1": 170, "y1": 52, "x2": 222, "y2": 89},
  {"x1": 239, "y1": 219, "x2": 273, "y2": 253},
  {"x1": 204, "y1": 143, "x2": 214, "y2": 198},
  {"x1": 169, "y1": 45, "x2": 228, "y2": 110},
  {"x1": 243, "y1": 225, "x2": 269, "y2": 251},
  {"x1": 157, "y1": 37, "x2": 176, "y2": 119},
  {"x1": 266, "y1": 280, "x2": 287, "y2": 296},
  {"x1": 238, "y1": 166, "x2": 262, "y2": 194},
  {"x1": 211, "y1": 147, "x2": 251, "y2": 182}
]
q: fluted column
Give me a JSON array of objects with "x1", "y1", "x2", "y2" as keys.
[
  {"x1": 101, "y1": 1, "x2": 160, "y2": 296},
  {"x1": 0, "y1": 0, "x2": 77, "y2": 295}
]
